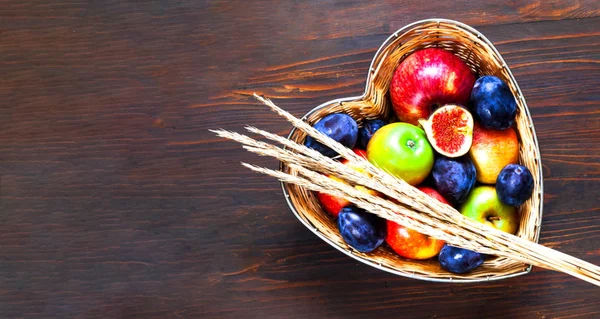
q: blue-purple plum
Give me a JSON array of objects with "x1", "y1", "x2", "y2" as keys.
[
  {"x1": 304, "y1": 113, "x2": 358, "y2": 157},
  {"x1": 438, "y1": 245, "x2": 484, "y2": 273},
  {"x1": 358, "y1": 119, "x2": 389, "y2": 149},
  {"x1": 338, "y1": 206, "x2": 385, "y2": 253},
  {"x1": 496, "y1": 164, "x2": 534, "y2": 206},
  {"x1": 432, "y1": 156, "x2": 476, "y2": 205},
  {"x1": 470, "y1": 76, "x2": 517, "y2": 130}
]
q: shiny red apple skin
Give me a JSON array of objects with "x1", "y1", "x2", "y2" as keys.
[
  {"x1": 317, "y1": 149, "x2": 375, "y2": 217},
  {"x1": 416, "y1": 186, "x2": 451, "y2": 206},
  {"x1": 390, "y1": 48, "x2": 476, "y2": 125},
  {"x1": 469, "y1": 123, "x2": 519, "y2": 184},
  {"x1": 385, "y1": 224, "x2": 445, "y2": 259},
  {"x1": 386, "y1": 186, "x2": 448, "y2": 259},
  {"x1": 317, "y1": 192, "x2": 348, "y2": 218}
]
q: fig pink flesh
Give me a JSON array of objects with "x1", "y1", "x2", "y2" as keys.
[{"x1": 431, "y1": 108, "x2": 468, "y2": 154}]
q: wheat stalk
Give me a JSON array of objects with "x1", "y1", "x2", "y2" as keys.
[{"x1": 211, "y1": 94, "x2": 600, "y2": 286}]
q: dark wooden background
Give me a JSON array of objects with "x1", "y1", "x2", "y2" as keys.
[{"x1": 1, "y1": 1, "x2": 599, "y2": 318}]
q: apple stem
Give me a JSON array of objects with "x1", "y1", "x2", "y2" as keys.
[{"x1": 487, "y1": 216, "x2": 501, "y2": 221}]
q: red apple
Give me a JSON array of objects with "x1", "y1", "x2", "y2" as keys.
[
  {"x1": 390, "y1": 48, "x2": 476, "y2": 125},
  {"x1": 316, "y1": 190, "x2": 349, "y2": 218},
  {"x1": 317, "y1": 149, "x2": 378, "y2": 217},
  {"x1": 469, "y1": 123, "x2": 519, "y2": 184},
  {"x1": 385, "y1": 186, "x2": 448, "y2": 259},
  {"x1": 416, "y1": 186, "x2": 450, "y2": 206}
]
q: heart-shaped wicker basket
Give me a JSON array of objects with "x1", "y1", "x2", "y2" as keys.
[{"x1": 281, "y1": 19, "x2": 544, "y2": 282}]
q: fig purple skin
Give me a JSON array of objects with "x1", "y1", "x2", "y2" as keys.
[
  {"x1": 496, "y1": 164, "x2": 534, "y2": 206},
  {"x1": 304, "y1": 113, "x2": 358, "y2": 157}
]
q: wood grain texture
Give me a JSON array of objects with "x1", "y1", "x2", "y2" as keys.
[{"x1": 0, "y1": 1, "x2": 599, "y2": 318}]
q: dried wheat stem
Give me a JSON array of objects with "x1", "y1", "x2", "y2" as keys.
[{"x1": 240, "y1": 94, "x2": 600, "y2": 286}]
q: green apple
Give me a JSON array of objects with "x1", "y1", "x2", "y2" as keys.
[
  {"x1": 460, "y1": 186, "x2": 519, "y2": 234},
  {"x1": 366, "y1": 123, "x2": 434, "y2": 185}
]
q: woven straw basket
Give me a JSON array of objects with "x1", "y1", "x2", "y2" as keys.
[{"x1": 281, "y1": 19, "x2": 543, "y2": 282}]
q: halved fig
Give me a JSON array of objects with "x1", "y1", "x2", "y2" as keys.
[{"x1": 419, "y1": 104, "x2": 473, "y2": 158}]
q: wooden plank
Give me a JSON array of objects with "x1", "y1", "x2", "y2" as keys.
[{"x1": 0, "y1": 1, "x2": 598, "y2": 318}]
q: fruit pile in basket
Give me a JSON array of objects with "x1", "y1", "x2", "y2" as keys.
[{"x1": 305, "y1": 48, "x2": 534, "y2": 274}]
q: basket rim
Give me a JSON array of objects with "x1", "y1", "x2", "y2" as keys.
[{"x1": 279, "y1": 18, "x2": 544, "y2": 283}]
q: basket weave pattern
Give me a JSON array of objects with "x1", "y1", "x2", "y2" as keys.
[{"x1": 282, "y1": 19, "x2": 543, "y2": 282}]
